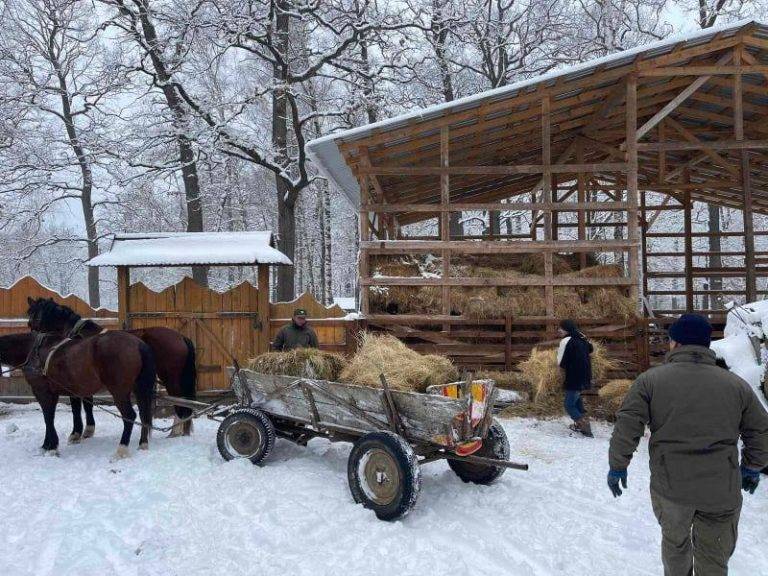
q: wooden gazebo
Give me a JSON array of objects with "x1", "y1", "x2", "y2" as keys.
[{"x1": 308, "y1": 19, "x2": 768, "y2": 373}]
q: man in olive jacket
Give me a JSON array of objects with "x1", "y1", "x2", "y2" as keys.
[
  {"x1": 272, "y1": 309, "x2": 319, "y2": 351},
  {"x1": 608, "y1": 314, "x2": 768, "y2": 576}
]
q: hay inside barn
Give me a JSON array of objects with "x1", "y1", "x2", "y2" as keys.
[{"x1": 368, "y1": 255, "x2": 636, "y2": 320}]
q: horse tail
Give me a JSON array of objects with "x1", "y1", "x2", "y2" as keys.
[
  {"x1": 135, "y1": 342, "x2": 156, "y2": 414},
  {"x1": 176, "y1": 337, "x2": 197, "y2": 420},
  {"x1": 135, "y1": 342, "x2": 156, "y2": 444}
]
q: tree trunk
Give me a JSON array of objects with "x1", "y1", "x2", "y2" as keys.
[
  {"x1": 48, "y1": 30, "x2": 101, "y2": 307},
  {"x1": 273, "y1": 0, "x2": 294, "y2": 301},
  {"x1": 135, "y1": 0, "x2": 207, "y2": 286}
]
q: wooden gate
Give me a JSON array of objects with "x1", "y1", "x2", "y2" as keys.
[{"x1": 126, "y1": 277, "x2": 269, "y2": 392}]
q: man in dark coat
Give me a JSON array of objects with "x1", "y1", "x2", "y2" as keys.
[
  {"x1": 272, "y1": 308, "x2": 319, "y2": 351},
  {"x1": 608, "y1": 313, "x2": 768, "y2": 576},
  {"x1": 557, "y1": 319, "x2": 594, "y2": 437}
]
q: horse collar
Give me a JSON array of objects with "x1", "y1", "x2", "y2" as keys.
[{"x1": 68, "y1": 318, "x2": 87, "y2": 338}]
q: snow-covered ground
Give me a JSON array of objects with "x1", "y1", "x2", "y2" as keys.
[{"x1": 1, "y1": 404, "x2": 766, "y2": 576}]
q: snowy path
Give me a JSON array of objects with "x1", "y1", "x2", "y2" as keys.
[{"x1": 1, "y1": 404, "x2": 766, "y2": 576}]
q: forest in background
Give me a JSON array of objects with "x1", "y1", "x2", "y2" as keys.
[{"x1": 0, "y1": 0, "x2": 765, "y2": 309}]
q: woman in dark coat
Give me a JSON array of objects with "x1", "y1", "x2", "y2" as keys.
[{"x1": 557, "y1": 319, "x2": 594, "y2": 437}]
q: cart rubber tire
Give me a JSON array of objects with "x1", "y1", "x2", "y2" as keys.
[
  {"x1": 217, "y1": 408, "x2": 275, "y2": 465},
  {"x1": 448, "y1": 420, "x2": 510, "y2": 485},
  {"x1": 347, "y1": 431, "x2": 421, "y2": 521}
]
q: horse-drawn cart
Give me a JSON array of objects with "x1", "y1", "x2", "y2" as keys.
[{"x1": 164, "y1": 369, "x2": 528, "y2": 520}]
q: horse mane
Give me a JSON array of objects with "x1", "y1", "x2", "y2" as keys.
[{"x1": 34, "y1": 298, "x2": 82, "y2": 329}]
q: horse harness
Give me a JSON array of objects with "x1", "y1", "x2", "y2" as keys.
[{"x1": 27, "y1": 332, "x2": 72, "y2": 377}]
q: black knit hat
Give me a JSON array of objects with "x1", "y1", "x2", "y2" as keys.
[{"x1": 668, "y1": 314, "x2": 712, "y2": 347}]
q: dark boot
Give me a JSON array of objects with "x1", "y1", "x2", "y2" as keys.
[{"x1": 577, "y1": 417, "x2": 594, "y2": 438}]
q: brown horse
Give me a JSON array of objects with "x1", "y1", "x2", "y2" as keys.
[
  {"x1": 24, "y1": 330, "x2": 155, "y2": 458},
  {"x1": 0, "y1": 332, "x2": 96, "y2": 442},
  {"x1": 27, "y1": 297, "x2": 197, "y2": 436}
]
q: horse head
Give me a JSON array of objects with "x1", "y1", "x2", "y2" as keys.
[{"x1": 26, "y1": 297, "x2": 80, "y2": 334}]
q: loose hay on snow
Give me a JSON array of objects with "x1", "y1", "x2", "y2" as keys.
[
  {"x1": 248, "y1": 349, "x2": 348, "y2": 381},
  {"x1": 339, "y1": 332, "x2": 458, "y2": 393}
]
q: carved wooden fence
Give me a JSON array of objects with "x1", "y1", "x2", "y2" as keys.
[{"x1": 0, "y1": 277, "x2": 357, "y2": 396}]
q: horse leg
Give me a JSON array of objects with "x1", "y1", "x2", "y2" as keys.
[
  {"x1": 69, "y1": 397, "x2": 84, "y2": 444},
  {"x1": 112, "y1": 397, "x2": 136, "y2": 460},
  {"x1": 41, "y1": 394, "x2": 60, "y2": 455},
  {"x1": 136, "y1": 386, "x2": 153, "y2": 450},
  {"x1": 82, "y1": 397, "x2": 95, "y2": 439}
]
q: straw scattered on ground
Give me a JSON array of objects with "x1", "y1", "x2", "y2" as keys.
[
  {"x1": 339, "y1": 332, "x2": 459, "y2": 393},
  {"x1": 248, "y1": 349, "x2": 348, "y2": 381}
]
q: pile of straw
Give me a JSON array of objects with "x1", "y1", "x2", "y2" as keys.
[
  {"x1": 248, "y1": 349, "x2": 348, "y2": 381},
  {"x1": 339, "y1": 332, "x2": 459, "y2": 392},
  {"x1": 598, "y1": 379, "x2": 633, "y2": 413},
  {"x1": 517, "y1": 341, "x2": 618, "y2": 403}
]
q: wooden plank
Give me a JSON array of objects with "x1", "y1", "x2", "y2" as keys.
[
  {"x1": 360, "y1": 201, "x2": 629, "y2": 213},
  {"x1": 637, "y1": 139, "x2": 768, "y2": 152},
  {"x1": 635, "y1": 52, "x2": 731, "y2": 141},
  {"x1": 361, "y1": 276, "x2": 636, "y2": 287},
  {"x1": 626, "y1": 74, "x2": 639, "y2": 303},
  {"x1": 117, "y1": 266, "x2": 130, "y2": 329},
  {"x1": 357, "y1": 163, "x2": 628, "y2": 176},
  {"x1": 362, "y1": 239, "x2": 638, "y2": 254},
  {"x1": 638, "y1": 65, "x2": 768, "y2": 76}
]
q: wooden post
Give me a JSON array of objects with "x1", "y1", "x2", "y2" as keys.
[
  {"x1": 577, "y1": 148, "x2": 587, "y2": 269},
  {"x1": 256, "y1": 265, "x2": 271, "y2": 353},
  {"x1": 542, "y1": 96, "x2": 554, "y2": 323},
  {"x1": 441, "y1": 126, "x2": 452, "y2": 328},
  {"x1": 626, "y1": 74, "x2": 640, "y2": 303},
  {"x1": 117, "y1": 266, "x2": 131, "y2": 330},
  {"x1": 358, "y1": 148, "x2": 371, "y2": 315},
  {"x1": 640, "y1": 187, "x2": 649, "y2": 313},
  {"x1": 735, "y1": 47, "x2": 756, "y2": 302},
  {"x1": 683, "y1": 179, "x2": 694, "y2": 313}
]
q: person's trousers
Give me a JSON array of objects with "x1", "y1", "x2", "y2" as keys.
[
  {"x1": 650, "y1": 490, "x2": 741, "y2": 576},
  {"x1": 563, "y1": 390, "x2": 585, "y2": 421}
]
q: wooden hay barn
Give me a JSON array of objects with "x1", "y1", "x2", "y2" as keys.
[{"x1": 308, "y1": 19, "x2": 768, "y2": 375}]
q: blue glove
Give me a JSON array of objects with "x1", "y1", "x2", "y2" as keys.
[
  {"x1": 742, "y1": 466, "x2": 760, "y2": 495},
  {"x1": 608, "y1": 469, "x2": 628, "y2": 498}
]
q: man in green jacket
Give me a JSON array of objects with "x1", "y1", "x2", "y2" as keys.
[
  {"x1": 608, "y1": 314, "x2": 768, "y2": 576},
  {"x1": 272, "y1": 308, "x2": 319, "y2": 351}
]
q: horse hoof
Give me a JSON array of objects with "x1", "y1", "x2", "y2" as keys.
[
  {"x1": 138, "y1": 442, "x2": 149, "y2": 451},
  {"x1": 68, "y1": 433, "x2": 82, "y2": 444},
  {"x1": 110, "y1": 445, "x2": 130, "y2": 461},
  {"x1": 41, "y1": 448, "x2": 60, "y2": 457},
  {"x1": 82, "y1": 425, "x2": 95, "y2": 439}
]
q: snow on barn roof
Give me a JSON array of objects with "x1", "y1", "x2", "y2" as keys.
[
  {"x1": 307, "y1": 19, "x2": 768, "y2": 207},
  {"x1": 87, "y1": 231, "x2": 292, "y2": 267}
]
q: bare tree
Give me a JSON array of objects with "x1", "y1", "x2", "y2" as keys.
[
  {"x1": 102, "y1": 0, "x2": 209, "y2": 285},
  {"x1": 0, "y1": 0, "x2": 122, "y2": 306}
]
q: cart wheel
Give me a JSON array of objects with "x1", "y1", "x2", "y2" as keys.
[
  {"x1": 347, "y1": 431, "x2": 421, "y2": 521},
  {"x1": 448, "y1": 420, "x2": 510, "y2": 485},
  {"x1": 217, "y1": 408, "x2": 275, "y2": 465}
]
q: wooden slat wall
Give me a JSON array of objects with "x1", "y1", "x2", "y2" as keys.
[{"x1": 0, "y1": 276, "x2": 115, "y2": 338}]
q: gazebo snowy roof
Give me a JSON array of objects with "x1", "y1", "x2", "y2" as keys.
[
  {"x1": 307, "y1": 18, "x2": 768, "y2": 211},
  {"x1": 87, "y1": 231, "x2": 292, "y2": 267}
]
